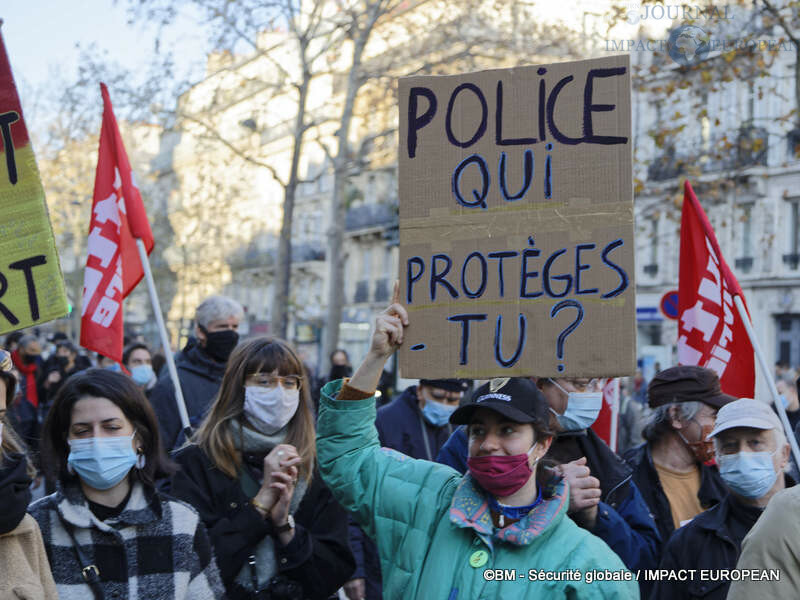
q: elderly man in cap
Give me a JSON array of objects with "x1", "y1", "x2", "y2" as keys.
[
  {"x1": 652, "y1": 398, "x2": 791, "y2": 600},
  {"x1": 345, "y1": 378, "x2": 470, "y2": 600},
  {"x1": 624, "y1": 366, "x2": 736, "y2": 549}
]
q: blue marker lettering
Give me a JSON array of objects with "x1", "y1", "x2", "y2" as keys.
[
  {"x1": 494, "y1": 314, "x2": 527, "y2": 368},
  {"x1": 575, "y1": 243, "x2": 598, "y2": 295},
  {"x1": 430, "y1": 254, "x2": 459, "y2": 301}
]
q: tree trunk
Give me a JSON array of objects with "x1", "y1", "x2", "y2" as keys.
[
  {"x1": 271, "y1": 63, "x2": 311, "y2": 340},
  {"x1": 322, "y1": 22, "x2": 374, "y2": 370}
]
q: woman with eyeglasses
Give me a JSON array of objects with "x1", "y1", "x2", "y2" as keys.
[
  {"x1": 170, "y1": 337, "x2": 355, "y2": 600},
  {"x1": 0, "y1": 349, "x2": 58, "y2": 598},
  {"x1": 28, "y1": 367, "x2": 225, "y2": 599}
]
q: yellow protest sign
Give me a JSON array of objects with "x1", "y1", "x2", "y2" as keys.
[{"x1": 0, "y1": 27, "x2": 68, "y2": 334}]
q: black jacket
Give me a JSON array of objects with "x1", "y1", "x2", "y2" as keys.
[
  {"x1": 375, "y1": 386, "x2": 454, "y2": 461},
  {"x1": 170, "y1": 443, "x2": 355, "y2": 600},
  {"x1": 624, "y1": 442, "x2": 728, "y2": 548},
  {"x1": 149, "y1": 339, "x2": 226, "y2": 450},
  {"x1": 651, "y1": 494, "x2": 763, "y2": 600},
  {"x1": 547, "y1": 429, "x2": 661, "y2": 573},
  {"x1": 0, "y1": 452, "x2": 31, "y2": 534}
]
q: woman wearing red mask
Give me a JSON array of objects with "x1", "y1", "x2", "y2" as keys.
[{"x1": 316, "y1": 292, "x2": 638, "y2": 600}]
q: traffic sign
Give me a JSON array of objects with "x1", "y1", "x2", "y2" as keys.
[{"x1": 660, "y1": 290, "x2": 679, "y2": 320}]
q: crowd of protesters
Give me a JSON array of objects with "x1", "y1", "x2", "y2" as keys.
[{"x1": 2, "y1": 292, "x2": 800, "y2": 599}]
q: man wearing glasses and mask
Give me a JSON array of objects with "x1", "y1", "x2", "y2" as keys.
[{"x1": 538, "y1": 377, "x2": 661, "y2": 578}]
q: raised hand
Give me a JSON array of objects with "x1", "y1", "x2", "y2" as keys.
[
  {"x1": 348, "y1": 282, "x2": 410, "y2": 395},
  {"x1": 368, "y1": 281, "x2": 409, "y2": 359}
]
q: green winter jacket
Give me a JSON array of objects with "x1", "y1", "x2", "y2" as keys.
[{"x1": 317, "y1": 380, "x2": 640, "y2": 600}]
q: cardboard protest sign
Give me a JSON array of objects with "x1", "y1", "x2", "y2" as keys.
[
  {"x1": 398, "y1": 55, "x2": 635, "y2": 379},
  {"x1": 0, "y1": 28, "x2": 69, "y2": 334}
]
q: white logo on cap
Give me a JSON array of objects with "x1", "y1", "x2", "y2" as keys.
[
  {"x1": 477, "y1": 393, "x2": 512, "y2": 403},
  {"x1": 490, "y1": 378, "x2": 510, "y2": 393}
]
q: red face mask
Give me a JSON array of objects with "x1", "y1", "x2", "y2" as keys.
[
  {"x1": 678, "y1": 421, "x2": 715, "y2": 464},
  {"x1": 467, "y1": 444, "x2": 538, "y2": 498}
]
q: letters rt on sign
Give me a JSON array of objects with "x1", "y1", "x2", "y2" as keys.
[
  {"x1": 397, "y1": 55, "x2": 636, "y2": 380},
  {"x1": 0, "y1": 30, "x2": 68, "y2": 334}
]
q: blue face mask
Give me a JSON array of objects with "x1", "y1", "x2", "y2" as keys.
[
  {"x1": 422, "y1": 398, "x2": 457, "y2": 427},
  {"x1": 105, "y1": 362, "x2": 122, "y2": 372},
  {"x1": 549, "y1": 379, "x2": 603, "y2": 431},
  {"x1": 67, "y1": 433, "x2": 138, "y2": 491},
  {"x1": 130, "y1": 364, "x2": 155, "y2": 386},
  {"x1": 717, "y1": 450, "x2": 779, "y2": 498}
]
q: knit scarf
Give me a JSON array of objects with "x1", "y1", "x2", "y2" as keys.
[
  {"x1": 234, "y1": 419, "x2": 308, "y2": 592},
  {"x1": 11, "y1": 350, "x2": 38, "y2": 407}
]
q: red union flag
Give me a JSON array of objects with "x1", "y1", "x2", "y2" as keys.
[
  {"x1": 678, "y1": 181, "x2": 755, "y2": 398},
  {"x1": 591, "y1": 378, "x2": 619, "y2": 450},
  {"x1": 80, "y1": 84, "x2": 154, "y2": 362}
]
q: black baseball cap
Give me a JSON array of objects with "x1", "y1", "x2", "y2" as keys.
[
  {"x1": 419, "y1": 378, "x2": 471, "y2": 393},
  {"x1": 450, "y1": 377, "x2": 550, "y2": 426}
]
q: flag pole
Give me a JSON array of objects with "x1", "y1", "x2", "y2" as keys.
[
  {"x1": 609, "y1": 378, "x2": 620, "y2": 453},
  {"x1": 733, "y1": 294, "x2": 800, "y2": 469},
  {"x1": 135, "y1": 238, "x2": 191, "y2": 437}
]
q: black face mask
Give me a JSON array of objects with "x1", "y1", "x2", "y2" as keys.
[
  {"x1": 0, "y1": 453, "x2": 33, "y2": 534},
  {"x1": 21, "y1": 353, "x2": 38, "y2": 365},
  {"x1": 56, "y1": 356, "x2": 70, "y2": 368},
  {"x1": 200, "y1": 327, "x2": 239, "y2": 363},
  {"x1": 329, "y1": 364, "x2": 352, "y2": 381}
]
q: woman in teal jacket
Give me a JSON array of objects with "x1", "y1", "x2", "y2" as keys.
[{"x1": 316, "y1": 296, "x2": 639, "y2": 600}]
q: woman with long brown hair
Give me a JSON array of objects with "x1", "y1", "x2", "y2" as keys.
[{"x1": 171, "y1": 336, "x2": 355, "y2": 600}]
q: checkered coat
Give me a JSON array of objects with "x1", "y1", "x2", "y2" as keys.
[{"x1": 29, "y1": 480, "x2": 225, "y2": 600}]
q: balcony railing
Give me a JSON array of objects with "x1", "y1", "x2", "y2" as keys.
[
  {"x1": 346, "y1": 202, "x2": 397, "y2": 232},
  {"x1": 783, "y1": 253, "x2": 800, "y2": 270},
  {"x1": 648, "y1": 126, "x2": 769, "y2": 182}
]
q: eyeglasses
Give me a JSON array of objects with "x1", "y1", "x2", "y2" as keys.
[
  {"x1": 246, "y1": 374, "x2": 303, "y2": 390},
  {"x1": 429, "y1": 390, "x2": 463, "y2": 402}
]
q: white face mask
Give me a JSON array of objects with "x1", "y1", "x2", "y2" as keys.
[
  {"x1": 243, "y1": 386, "x2": 300, "y2": 434},
  {"x1": 548, "y1": 379, "x2": 603, "y2": 431}
]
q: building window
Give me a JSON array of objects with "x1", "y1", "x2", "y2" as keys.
[
  {"x1": 735, "y1": 203, "x2": 754, "y2": 273},
  {"x1": 783, "y1": 199, "x2": 800, "y2": 269},
  {"x1": 354, "y1": 247, "x2": 372, "y2": 304},
  {"x1": 776, "y1": 315, "x2": 800, "y2": 368},
  {"x1": 644, "y1": 216, "x2": 659, "y2": 276}
]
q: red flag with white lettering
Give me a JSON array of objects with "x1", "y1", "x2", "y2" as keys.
[
  {"x1": 80, "y1": 84, "x2": 154, "y2": 362},
  {"x1": 678, "y1": 181, "x2": 755, "y2": 398},
  {"x1": 591, "y1": 378, "x2": 619, "y2": 450}
]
